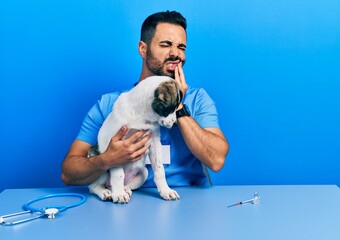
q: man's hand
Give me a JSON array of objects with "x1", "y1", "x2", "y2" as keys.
[
  {"x1": 174, "y1": 62, "x2": 188, "y2": 109},
  {"x1": 100, "y1": 125, "x2": 152, "y2": 169}
]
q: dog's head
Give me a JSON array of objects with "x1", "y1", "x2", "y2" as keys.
[{"x1": 151, "y1": 78, "x2": 182, "y2": 128}]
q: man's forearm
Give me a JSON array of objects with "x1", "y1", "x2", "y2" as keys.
[
  {"x1": 177, "y1": 116, "x2": 229, "y2": 172},
  {"x1": 61, "y1": 155, "x2": 107, "y2": 186}
]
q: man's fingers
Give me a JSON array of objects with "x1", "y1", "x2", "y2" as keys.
[
  {"x1": 175, "y1": 66, "x2": 182, "y2": 86},
  {"x1": 126, "y1": 130, "x2": 150, "y2": 144},
  {"x1": 177, "y1": 62, "x2": 185, "y2": 81},
  {"x1": 132, "y1": 133, "x2": 151, "y2": 149},
  {"x1": 175, "y1": 63, "x2": 188, "y2": 95},
  {"x1": 125, "y1": 132, "x2": 151, "y2": 161},
  {"x1": 112, "y1": 125, "x2": 128, "y2": 141},
  {"x1": 129, "y1": 143, "x2": 151, "y2": 162}
]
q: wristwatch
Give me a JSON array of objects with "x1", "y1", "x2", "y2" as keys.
[{"x1": 176, "y1": 104, "x2": 191, "y2": 118}]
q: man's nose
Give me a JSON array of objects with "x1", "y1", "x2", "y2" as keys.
[{"x1": 169, "y1": 46, "x2": 179, "y2": 57}]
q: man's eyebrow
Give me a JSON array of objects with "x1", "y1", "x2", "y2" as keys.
[{"x1": 159, "y1": 40, "x2": 173, "y2": 44}]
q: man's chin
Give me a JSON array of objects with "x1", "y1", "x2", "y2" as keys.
[
  {"x1": 165, "y1": 70, "x2": 175, "y2": 79},
  {"x1": 150, "y1": 70, "x2": 175, "y2": 79}
]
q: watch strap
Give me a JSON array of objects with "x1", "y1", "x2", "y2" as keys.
[{"x1": 176, "y1": 104, "x2": 190, "y2": 118}]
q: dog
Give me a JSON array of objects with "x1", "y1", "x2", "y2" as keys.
[{"x1": 89, "y1": 76, "x2": 182, "y2": 203}]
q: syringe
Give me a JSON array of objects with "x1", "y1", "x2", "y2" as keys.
[{"x1": 227, "y1": 192, "x2": 260, "y2": 208}]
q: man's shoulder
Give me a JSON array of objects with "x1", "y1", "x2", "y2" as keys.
[
  {"x1": 91, "y1": 92, "x2": 122, "y2": 118},
  {"x1": 185, "y1": 86, "x2": 210, "y2": 100},
  {"x1": 100, "y1": 85, "x2": 133, "y2": 102},
  {"x1": 100, "y1": 92, "x2": 121, "y2": 100},
  {"x1": 98, "y1": 92, "x2": 122, "y2": 107}
]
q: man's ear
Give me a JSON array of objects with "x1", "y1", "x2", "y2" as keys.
[{"x1": 138, "y1": 41, "x2": 147, "y2": 58}]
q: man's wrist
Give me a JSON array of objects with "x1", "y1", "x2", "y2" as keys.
[{"x1": 176, "y1": 104, "x2": 191, "y2": 118}]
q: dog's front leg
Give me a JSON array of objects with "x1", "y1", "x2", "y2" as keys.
[
  {"x1": 109, "y1": 167, "x2": 131, "y2": 203},
  {"x1": 89, "y1": 173, "x2": 112, "y2": 201},
  {"x1": 149, "y1": 136, "x2": 180, "y2": 200}
]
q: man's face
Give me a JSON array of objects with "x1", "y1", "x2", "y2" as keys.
[{"x1": 145, "y1": 23, "x2": 187, "y2": 78}]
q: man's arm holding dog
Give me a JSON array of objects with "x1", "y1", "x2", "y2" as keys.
[
  {"x1": 177, "y1": 117, "x2": 228, "y2": 172},
  {"x1": 174, "y1": 64, "x2": 229, "y2": 172},
  {"x1": 62, "y1": 126, "x2": 151, "y2": 185}
]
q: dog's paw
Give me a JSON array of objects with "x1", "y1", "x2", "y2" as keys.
[
  {"x1": 97, "y1": 189, "x2": 112, "y2": 201},
  {"x1": 112, "y1": 191, "x2": 131, "y2": 204},
  {"x1": 159, "y1": 188, "x2": 180, "y2": 201},
  {"x1": 124, "y1": 186, "x2": 132, "y2": 197}
]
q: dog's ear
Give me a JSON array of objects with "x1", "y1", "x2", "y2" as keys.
[
  {"x1": 152, "y1": 91, "x2": 168, "y2": 117},
  {"x1": 169, "y1": 80, "x2": 183, "y2": 110}
]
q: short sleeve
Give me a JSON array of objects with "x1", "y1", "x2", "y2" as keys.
[
  {"x1": 185, "y1": 88, "x2": 220, "y2": 129},
  {"x1": 76, "y1": 93, "x2": 120, "y2": 145}
]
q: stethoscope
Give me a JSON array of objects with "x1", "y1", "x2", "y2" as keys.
[{"x1": 0, "y1": 193, "x2": 86, "y2": 226}]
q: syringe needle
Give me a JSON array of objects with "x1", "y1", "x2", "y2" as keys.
[{"x1": 227, "y1": 202, "x2": 242, "y2": 208}]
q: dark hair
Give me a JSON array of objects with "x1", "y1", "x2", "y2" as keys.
[{"x1": 141, "y1": 11, "x2": 187, "y2": 45}]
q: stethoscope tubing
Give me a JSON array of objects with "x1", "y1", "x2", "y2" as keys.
[{"x1": 23, "y1": 193, "x2": 87, "y2": 213}]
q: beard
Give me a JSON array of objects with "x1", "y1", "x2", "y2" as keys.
[{"x1": 145, "y1": 48, "x2": 185, "y2": 79}]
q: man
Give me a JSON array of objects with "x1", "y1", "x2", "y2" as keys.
[{"x1": 62, "y1": 11, "x2": 229, "y2": 187}]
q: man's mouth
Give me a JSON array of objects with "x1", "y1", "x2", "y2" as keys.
[{"x1": 166, "y1": 60, "x2": 181, "y2": 71}]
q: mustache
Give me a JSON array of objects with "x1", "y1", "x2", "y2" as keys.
[{"x1": 164, "y1": 56, "x2": 183, "y2": 63}]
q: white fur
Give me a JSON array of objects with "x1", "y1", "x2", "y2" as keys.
[{"x1": 89, "y1": 76, "x2": 180, "y2": 203}]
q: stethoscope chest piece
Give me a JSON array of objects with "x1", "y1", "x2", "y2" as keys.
[{"x1": 44, "y1": 208, "x2": 59, "y2": 219}]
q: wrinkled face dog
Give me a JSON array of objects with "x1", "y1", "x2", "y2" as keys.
[{"x1": 89, "y1": 76, "x2": 182, "y2": 203}]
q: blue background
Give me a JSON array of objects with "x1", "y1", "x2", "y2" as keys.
[{"x1": 1, "y1": 0, "x2": 339, "y2": 191}]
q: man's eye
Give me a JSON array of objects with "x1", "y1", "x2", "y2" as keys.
[
  {"x1": 160, "y1": 44, "x2": 170, "y2": 47},
  {"x1": 178, "y1": 44, "x2": 186, "y2": 51}
]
